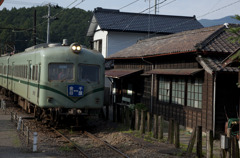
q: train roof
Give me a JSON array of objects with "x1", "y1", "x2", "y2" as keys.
[{"x1": 24, "y1": 43, "x2": 62, "y2": 52}]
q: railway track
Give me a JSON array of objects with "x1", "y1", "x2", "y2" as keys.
[{"x1": 52, "y1": 128, "x2": 130, "y2": 158}]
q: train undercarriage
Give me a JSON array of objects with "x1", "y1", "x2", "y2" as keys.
[{"x1": 1, "y1": 88, "x2": 101, "y2": 128}]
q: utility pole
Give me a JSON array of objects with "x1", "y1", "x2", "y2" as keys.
[{"x1": 42, "y1": 3, "x2": 58, "y2": 44}]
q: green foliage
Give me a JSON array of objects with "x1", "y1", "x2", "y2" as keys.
[
  {"x1": 134, "y1": 103, "x2": 148, "y2": 111},
  {"x1": 228, "y1": 15, "x2": 240, "y2": 44},
  {"x1": 0, "y1": 6, "x2": 93, "y2": 53}
]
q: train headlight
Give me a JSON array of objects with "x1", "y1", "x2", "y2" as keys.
[{"x1": 70, "y1": 43, "x2": 81, "y2": 54}]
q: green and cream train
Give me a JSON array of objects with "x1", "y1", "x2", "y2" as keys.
[{"x1": 0, "y1": 41, "x2": 105, "y2": 124}]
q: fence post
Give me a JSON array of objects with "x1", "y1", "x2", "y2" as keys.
[
  {"x1": 206, "y1": 130, "x2": 213, "y2": 158},
  {"x1": 147, "y1": 112, "x2": 151, "y2": 133},
  {"x1": 27, "y1": 126, "x2": 29, "y2": 145},
  {"x1": 153, "y1": 114, "x2": 158, "y2": 138},
  {"x1": 168, "y1": 118, "x2": 174, "y2": 144},
  {"x1": 174, "y1": 121, "x2": 180, "y2": 148},
  {"x1": 140, "y1": 110, "x2": 146, "y2": 134},
  {"x1": 22, "y1": 120, "x2": 24, "y2": 134},
  {"x1": 15, "y1": 113, "x2": 17, "y2": 126},
  {"x1": 158, "y1": 115, "x2": 163, "y2": 140},
  {"x1": 17, "y1": 117, "x2": 22, "y2": 131},
  {"x1": 33, "y1": 132, "x2": 38, "y2": 152},
  {"x1": 135, "y1": 109, "x2": 139, "y2": 130},
  {"x1": 11, "y1": 112, "x2": 13, "y2": 122},
  {"x1": 226, "y1": 128, "x2": 231, "y2": 158},
  {"x1": 196, "y1": 126, "x2": 202, "y2": 158},
  {"x1": 187, "y1": 126, "x2": 196, "y2": 154},
  {"x1": 125, "y1": 106, "x2": 130, "y2": 127}
]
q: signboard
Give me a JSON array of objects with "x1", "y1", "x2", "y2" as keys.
[{"x1": 68, "y1": 85, "x2": 84, "y2": 97}]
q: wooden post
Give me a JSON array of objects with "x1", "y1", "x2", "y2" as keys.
[
  {"x1": 125, "y1": 106, "x2": 130, "y2": 127},
  {"x1": 168, "y1": 118, "x2": 174, "y2": 144},
  {"x1": 106, "y1": 103, "x2": 109, "y2": 120},
  {"x1": 121, "y1": 106, "x2": 125, "y2": 123},
  {"x1": 153, "y1": 114, "x2": 158, "y2": 138},
  {"x1": 113, "y1": 103, "x2": 116, "y2": 122},
  {"x1": 226, "y1": 128, "x2": 231, "y2": 158},
  {"x1": 147, "y1": 112, "x2": 151, "y2": 133},
  {"x1": 117, "y1": 104, "x2": 120, "y2": 123},
  {"x1": 22, "y1": 120, "x2": 24, "y2": 133},
  {"x1": 158, "y1": 115, "x2": 163, "y2": 140},
  {"x1": 130, "y1": 109, "x2": 135, "y2": 130},
  {"x1": 230, "y1": 136, "x2": 239, "y2": 158},
  {"x1": 206, "y1": 130, "x2": 213, "y2": 158},
  {"x1": 26, "y1": 126, "x2": 29, "y2": 145},
  {"x1": 196, "y1": 126, "x2": 202, "y2": 158},
  {"x1": 187, "y1": 127, "x2": 196, "y2": 154},
  {"x1": 135, "y1": 109, "x2": 139, "y2": 130},
  {"x1": 174, "y1": 121, "x2": 180, "y2": 148},
  {"x1": 235, "y1": 136, "x2": 239, "y2": 158},
  {"x1": 140, "y1": 110, "x2": 146, "y2": 134},
  {"x1": 11, "y1": 112, "x2": 13, "y2": 122}
]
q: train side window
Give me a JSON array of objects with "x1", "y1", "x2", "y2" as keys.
[
  {"x1": 48, "y1": 63, "x2": 73, "y2": 81},
  {"x1": 78, "y1": 64, "x2": 100, "y2": 83}
]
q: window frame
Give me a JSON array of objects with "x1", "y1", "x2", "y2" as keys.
[{"x1": 157, "y1": 75, "x2": 203, "y2": 109}]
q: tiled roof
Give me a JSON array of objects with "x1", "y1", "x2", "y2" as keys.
[
  {"x1": 87, "y1": 8, "x2": 203, "y2": 36},
  {"x1": 107, "y1": 24, "x2": 240, "y2": 59},
  {"x1": 197, "y1": 55, "x2": 239, "y2": 73}
]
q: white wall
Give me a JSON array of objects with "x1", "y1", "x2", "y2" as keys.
[
  {"x1": 107, "y1": 32, "x2": 148, "y2": 57},
  {"x1": 93, "y1": 27, "x2": 148, "y2": 58},
  {"x1": 93, "y1": 26, "x2": 108, "y2": 58}
]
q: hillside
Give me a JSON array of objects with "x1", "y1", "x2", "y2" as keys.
[
  {"x1": 0, "y1": 7, "x2": 93, "y2": 53},
  {"x1": 199, "y1": 15, "x2": 240, "y2": 27}
]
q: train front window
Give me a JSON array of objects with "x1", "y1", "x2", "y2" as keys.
[
  {"x1": 48, "y1": 63, "x2": 73, "y2": 81},
  {"x1": 78, "y1": 64, "x2": 99, "y2": 83}
]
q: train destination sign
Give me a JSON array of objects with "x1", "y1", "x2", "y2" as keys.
[{"x1": 68, "y1": 85, "x2": 84, "y2": 97}]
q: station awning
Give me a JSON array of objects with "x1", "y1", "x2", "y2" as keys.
[
  {"x1": 146, "y1": 69, "x2": 203, "y2": 76},
  {"x1": 105, "y1": 69, "x2": 143, "y2": 79}
]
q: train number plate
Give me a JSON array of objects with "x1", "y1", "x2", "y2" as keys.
[{"x1": 68, "y1": 85, "x2": 84, "y2": 97}]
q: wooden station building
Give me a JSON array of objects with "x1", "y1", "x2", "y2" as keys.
[{"x1": 105, "y1": 24, "x2": 240, "y2": 134}]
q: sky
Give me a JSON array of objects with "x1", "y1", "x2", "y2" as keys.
[{"x1": 1, "y1": 0, "x2": 240, "y2": 20}]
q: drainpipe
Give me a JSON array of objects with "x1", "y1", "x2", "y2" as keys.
[
  {"x1": 213, "y1": 72, "x2": 217, "y2": 137},
  {"x1": 142, "y1": 58, "x2": 154, "y2": 113}
]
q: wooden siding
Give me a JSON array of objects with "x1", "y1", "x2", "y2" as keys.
[
  {"x1": 202, "y1": 72, "x2": 213, "y2": 132},
  {"x1": 155, "y1": 54, "x2": 200, "y2": 69},
  {"x1": 114, "y1": 59, "x2": 153, "y2": 71}
]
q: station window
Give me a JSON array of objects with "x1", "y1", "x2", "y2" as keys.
[{"x1": 158, "y1": 76, "x2": 202, "y2": 109}]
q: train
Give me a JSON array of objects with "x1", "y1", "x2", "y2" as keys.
[{"x1": 0, "y1": 40, "x2": 105, "y2": 125}]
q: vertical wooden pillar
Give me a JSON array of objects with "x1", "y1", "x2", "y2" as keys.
[
  {"x1": 206, "y1": 130, "x2": 213, "y2": 158},
  {"x1": 196, "y1": 126, "x2": 202, "y2": 158},
  {"x1": 135, "y1": 109, "x2": 139, "y2": 130},
  {"x1": 125, "y1": 106, "x2": 130, "y2": 127},
  {"x1": 106, "y1": 104, "x2": 109, "y2": 120},
  {"x1": 187, "y1": 127, "x2": 196, "y2": 154},
  {"x1": 174, "y1": 121, "x2": 179, "y2": 148},
  {"x1": 168, "y1": 118, "x2": 174, "y2": 144},
  {"x1": 113, "y1": 103, "x2": 116, "y2": 122},
  {"x1": 140, "y1": 110, "x2": 146, "y2": 134},
  {"x1": 226, "y1": 128, "x2": 231, "y2": 158},
  {"x1": 117, "y1": 104, "x2": 121, "y2": 123},
  {"x1": 158, "y1": 115, "x2": 163, "y2": 140},
  {"x1": 153, "y1": 114, "x2": 158, "y2": 138},
  {"x1": 147, "y1": 112, "x2": 151, "y2": 133}
]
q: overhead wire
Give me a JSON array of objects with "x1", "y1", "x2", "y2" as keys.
[{"x1": 106, "y1": 0, "x2": 240, "y2": 48}]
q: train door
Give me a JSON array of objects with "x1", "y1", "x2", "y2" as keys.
[{"x1": 27, "y1": 60, "x2": 32, "y2": 99}]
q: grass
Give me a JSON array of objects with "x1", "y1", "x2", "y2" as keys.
[{"x1": 59, "y1": 144, "x2": 75, "y2": 152}]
